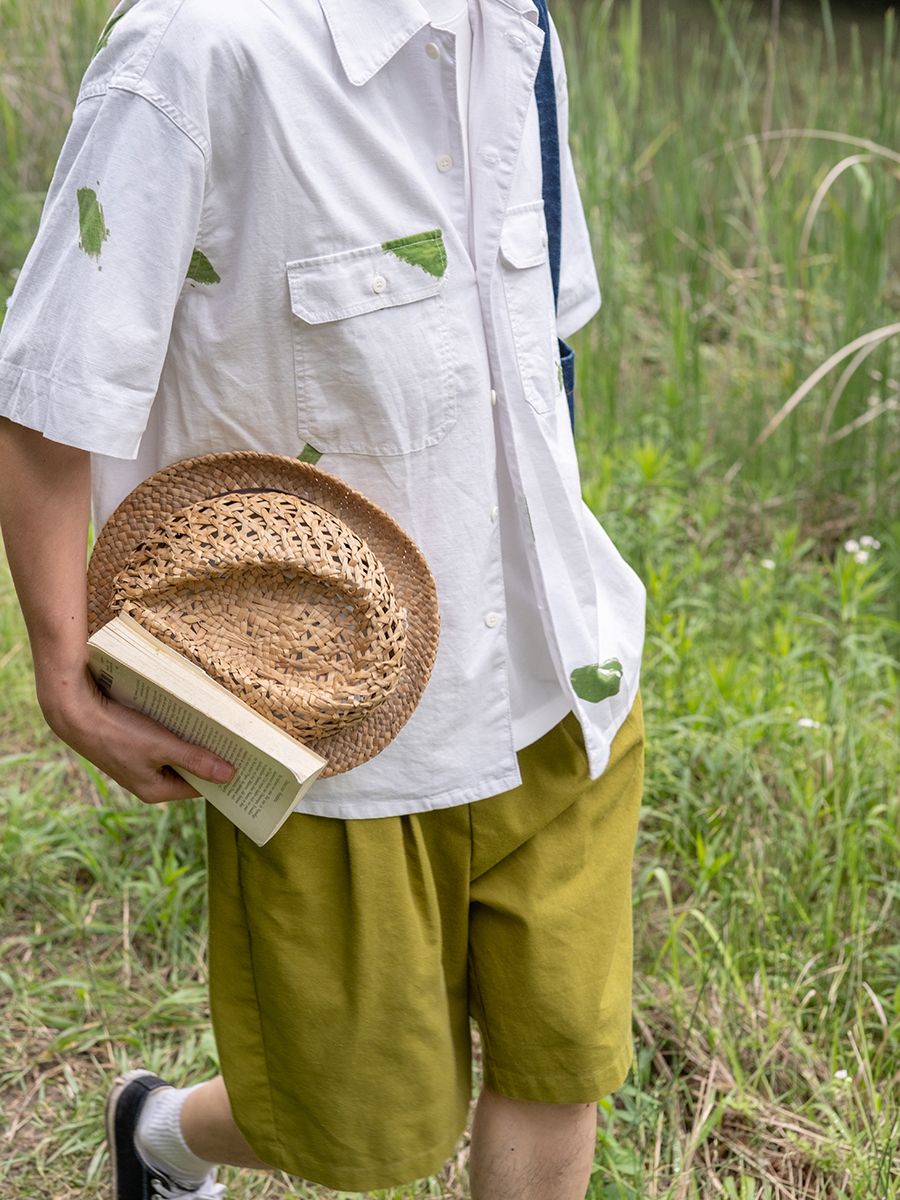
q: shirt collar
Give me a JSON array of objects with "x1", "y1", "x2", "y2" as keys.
[
  {"x1": 498, "y1": 0, "x2": 540, "y2": 24},
  {"x1": 317, "y1": 0, "x2": 430, "y2": 86}
]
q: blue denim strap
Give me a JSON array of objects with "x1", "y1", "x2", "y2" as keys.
[{"x1": 532, "y1": 0, "x2": 575, "y2": 430}]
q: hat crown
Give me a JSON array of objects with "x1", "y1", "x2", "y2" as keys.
[{"x1": 112, "y1": 490, "x2": 408, "y2": 740}]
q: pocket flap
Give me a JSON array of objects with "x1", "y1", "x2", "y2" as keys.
[
  {"x1": 288, "y1": 241, "x2": 443, "y2": 325},
  {"x1": 500, "y1": 204, "x2": 548, "y2": 270}
]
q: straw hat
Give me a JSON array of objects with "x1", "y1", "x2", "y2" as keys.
[{"x1": 87, "y1": 451, "x2": 440, "y2": 776}]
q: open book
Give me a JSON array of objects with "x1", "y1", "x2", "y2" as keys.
[{"x1": 87, "y1": 613, "x2": 327, "y2": 846}]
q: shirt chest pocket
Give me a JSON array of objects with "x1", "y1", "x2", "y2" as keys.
[
  {"x1": 500, "y1": 202, "x2": 562, "y2": 416},
  {"x1": 288, "y1": 238, "x2": 455, "y2": 457}
]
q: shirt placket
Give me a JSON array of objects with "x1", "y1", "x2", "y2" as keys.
[
  {"x1": 468, "y1": 4, "x2": 561, "y2": 679},
  {"x1": 469, "y1": 3, "x2": 606, "y2": 730},
  {"x1": 415, "y1": 25, "x2": 471, "y2": 263}
]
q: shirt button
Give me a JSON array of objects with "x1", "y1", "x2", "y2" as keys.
[
  {"x1": 484, "y1": 611, "x2": 499, "y2": 628},
  {"x1": 490, "y1": 389, "x2": 497, "y2": 406},
  {"x1": 490, "y1": 506, "x2": 499, "y2": 523},
  {"x1": 541, "y1": 232, "x2": 548, "y2": 247},
  {"x1": 372, "y1": 275, "x2": 386, "y2": 293},
  {"x1": 436, "y1": 154, "x2": 454, "y2": 172},
  {"x1": 425, "y1": 42, "x2": 440, "y2": 58}
]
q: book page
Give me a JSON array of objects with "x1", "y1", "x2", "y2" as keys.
[{"x1": 88, "y1": 643, "x2": 320, "y2": 844}]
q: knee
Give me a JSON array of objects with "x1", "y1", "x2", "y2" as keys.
[{"x1": 473, "y1": 1086, "x2": 597, "y2": 1146}]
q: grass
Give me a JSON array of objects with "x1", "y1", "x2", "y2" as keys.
[
  {"x1": 588, "y1": 452, "x2": 900, "y2": 1198},
  {"x1": 2, "y1": 0, "x2": 900, "y2": 1197},
  {"x1": 563, "y1": 0, "x2": 900, "y2": 521}
]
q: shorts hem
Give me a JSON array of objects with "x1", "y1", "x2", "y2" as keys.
[
  {"x1": 483, "y1": 1048, "x2": 633, "y2": 1105},
  {"x1": 248, "y1": 1127, "x2": 464, "y2": 1193}
]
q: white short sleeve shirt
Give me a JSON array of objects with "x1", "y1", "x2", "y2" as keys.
[{"x1": 0, "y1": 0, "x2": 646, "y2": 819}]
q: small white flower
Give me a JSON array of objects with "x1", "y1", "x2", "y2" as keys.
[
  {"x1": 860, "y1": 536, "x2": 881, "y2": 549},
  {"x1": 854, "y1": 550, "x2": 869, "y2": 564},
  {"x1": 834, "y1": 1069, "x2": 848, "y2": 1080},
  {"x1": 797, "y1": 717, "x2": 820, "y2": 729},
  {"x1": 844, "y1": 539, "x2": 860, "y2": 553},
  {"x1": 761, "y1": 559, "x2": 775, "y2": 570}
]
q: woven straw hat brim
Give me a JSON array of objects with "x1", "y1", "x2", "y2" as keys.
[{"x1": 87, "y1": 451, "x2": 440, "y2": 777}]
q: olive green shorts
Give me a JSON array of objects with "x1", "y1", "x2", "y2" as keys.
[{"x1": 206, "y1": 696, "x2": 643, "y2": 1191}]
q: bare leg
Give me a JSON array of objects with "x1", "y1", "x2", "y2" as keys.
[
  {"x1": 181, "y1": 1077, "x2": 597, "y2": 1193},
  {"x1": 179, "y1": 1076, "x2": 271, "y2": 1169},
  {"x1": 469, "y1": 1087, "x2": 597, "y2": 1200}
]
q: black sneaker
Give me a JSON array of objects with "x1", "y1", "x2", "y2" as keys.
[{"x1": 105, "y1": 1069, "x2": 225, "y2": 1199}]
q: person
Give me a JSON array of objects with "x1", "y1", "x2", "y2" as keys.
[{"x1": 0, "y1": 0, "x2": 646, "y2": 1197}]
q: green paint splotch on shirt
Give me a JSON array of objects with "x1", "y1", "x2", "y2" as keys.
[
  {"x1": 186, "y1": 249, "x2": 221, "y2": 285},
  {"x1": 93, "y1": 12, "x2": 126, "y2": 57},
  {"x1": 382, "y1": 229, "x2": 446, "y2": 278},
  {"x1": 570, "y1": 659, "x2": 623, "y2": 703},
  {"x1": 77, "y1": 188, "x2": 109, "y2": 261},
  {"x1": 298, "y1": 443, "x2": 323, "y2": 464}
]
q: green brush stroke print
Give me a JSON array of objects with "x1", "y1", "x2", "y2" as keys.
[
  {"x1": 94, "y1": 12, "x2": 126, "y2": 56},
  {"x1": 186, "y1": 249, "x2": 221, "y2": 285},
  {"x1": 570, "y1": 659, "x2": 623, "y2": 703},
  {"x1": 382, "y1": 229, "x2": 446, "y2": 278},
  {"x1": 76, "y1": 188, "x2": 109, "y2": 260}
]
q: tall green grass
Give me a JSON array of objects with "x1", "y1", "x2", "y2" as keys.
[
  {"x1": 2, "y1": 1, "x2": 900, "y2": 1198},
  {"x1": 0, "y1": 0, "x2": 109, "y2": 297},
  {"x1": 586, "y1": 449, "x2": 900, "y2": 1198},
  {"x1": 564, "y1": 8, "x2": 900, "y2": 1192},
  {"x1": 561, "y1": 0, "x2": 900, "y2": 515}
]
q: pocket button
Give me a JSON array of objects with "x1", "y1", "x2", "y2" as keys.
[{"x1": 372, "y1": 275, "x2": 387, "y2": 293}]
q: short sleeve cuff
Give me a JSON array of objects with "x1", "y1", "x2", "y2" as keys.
[{"x1": 0, "y1": 360, "x2": 147, "y2": 459}]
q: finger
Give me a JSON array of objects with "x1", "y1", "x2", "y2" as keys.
[
  {"x1": 162, "y1": 734, "x2": 236, "y2": 786},
  {"x1": 136, "y1": 766, "x2": 206, "y2": 805},
  {"x1": 81, "y1": 695, "x2": 236, "y2": 802}
]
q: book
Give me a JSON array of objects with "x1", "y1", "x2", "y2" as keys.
[{"x1": 87, "y1": 613, "x2": 327, "y2": 846}]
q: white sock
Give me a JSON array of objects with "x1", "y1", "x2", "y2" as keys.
[{"x1": 135, "y1": 1083, "x2": 219, "y2": 1187}]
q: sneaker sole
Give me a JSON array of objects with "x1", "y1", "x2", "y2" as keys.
[{"x1": 105, "y1": 1068, "x2": 169, "y2": 1200}]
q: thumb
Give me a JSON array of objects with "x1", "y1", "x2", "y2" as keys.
[{"x1": 167, "y1": 737, "x2": 236, "y2": 786}]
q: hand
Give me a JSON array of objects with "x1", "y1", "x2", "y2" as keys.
[
  {"x1": 0, "y1": 424, "x2": 232, "y2": 804},
  {"x1": 0, "y1": 423, "x2": 234, "y2": 803},
  {"x1": 42, "y1": 663, "x2": 235, "y2": 805}
]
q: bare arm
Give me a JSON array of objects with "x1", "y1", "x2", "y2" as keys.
[{"x1": 0, "y1": 417, "x2": 234, "y2": 802}]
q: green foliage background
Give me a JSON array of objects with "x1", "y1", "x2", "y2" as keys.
[{"x1": 2, "y1": 0, "x2": 900, "y2": 1197}]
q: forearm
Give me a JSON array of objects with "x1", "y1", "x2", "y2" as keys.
[
  {"x1": 0, "y1": 416, "x2": 233, "y2": 799},
  {"x1": 0, "y1": 417, "x2": 93, "y2": 723}
]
